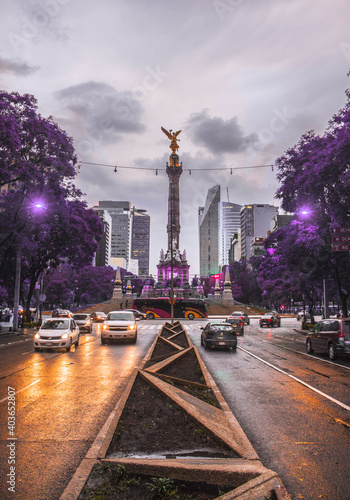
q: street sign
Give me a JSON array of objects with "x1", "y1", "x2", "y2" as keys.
[
  {"x1": 331, "y1": 235, "x2": 350, "y2": 244},
  {"x1": 331, "y1": 227, "x2": 350, "y2": 252},
  {"x1": 332, "y1": 244, "x2": 350, "y2": 252},
  {"x1": 331, "y1": 227, "x2": 350, "y2": 234}
]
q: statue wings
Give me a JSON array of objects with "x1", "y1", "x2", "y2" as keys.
[{"x1": 161, "y1": 126, "x2": 181, "y2": 139}]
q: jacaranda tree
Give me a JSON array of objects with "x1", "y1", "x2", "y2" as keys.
[
  {"x1": 274, "y1": 88, "x2": 350, "y2": 316},
  {"x1": 0, "y1": 91, "x2": 103, "y2": 316}
]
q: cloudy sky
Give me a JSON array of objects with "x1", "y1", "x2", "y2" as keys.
[{"x1": 1, "y1": 0, "x2": 349, "y2": 276}]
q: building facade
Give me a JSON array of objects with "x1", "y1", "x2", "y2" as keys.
[
  {"x1": 198, "y1": 185, "x2": 221, "y2": 276},
  {"x1": 240, "y1": 204, "x2": 279, "y2": 259},
  {"x1": 218, "y1": 201, "x2": 242, "y2": 268},
  {"x1": 91, "y1": 208, "x2": 112, "y2": 267},
  {"x1": 98, "y1": 200, "x2": 131, "y2": 265},
  {"x1": 130, "y1": 207, "x2": 150, "y2": 278}
]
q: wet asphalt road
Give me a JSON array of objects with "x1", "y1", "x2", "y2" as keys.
[
  {"x1": 0, "y1": 322, "x2": 160, "y2": 500},
  {"x1": 188, "y1": 317, "x2": 350, "y2": 500},
  {"x1": 0, "y1": 317, "x2": 349, "y2": 499}
]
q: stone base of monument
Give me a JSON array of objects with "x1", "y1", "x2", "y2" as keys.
[{"x1": 61, "y1": 322, "x2": 290, "y2": 500}]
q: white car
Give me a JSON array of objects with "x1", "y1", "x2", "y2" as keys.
[
  {"x1": 73, "y1": 313, "x2": 93, "y2": 333},
  {"x1": 101, "y1": 311, "x2": 138, "y2": 344},
  {"x1": 34, "y1": 318, "x2": 79, "y2": 352}
]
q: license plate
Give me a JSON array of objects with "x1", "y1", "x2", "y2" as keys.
[
  {"x1": 218, "y1": 342, "x2": 225, "y2": 345},
  {"x1": 46, "y1": 342, "x2": 53, "y2": 346}
]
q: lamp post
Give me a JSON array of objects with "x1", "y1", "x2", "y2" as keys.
[{"x1": 10, "y1": 201, "x2": 46, "y2": 332}]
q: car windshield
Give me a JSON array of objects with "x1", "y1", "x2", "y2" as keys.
[
  {"x1": 228, "y1": 318, "x2": 240, "y2": 324},
  {"x1": 73, "y1": 314, "x2": 88, "y2": 320},
  {"x1": 232, "y1": 312, "x2": 243, "y2": 316},
  {"x1": 95, "y1": 312, "x2": 104, "y2": 316},
  {"x1": 211, "y1": 324, "x2": 233, "y2": 331},
  {"x1": 42, "y1": 319, "x2": 69, "y2": 330},
  {"x1": 107, "y1": 313, "x2": 134, "y2": 321}
]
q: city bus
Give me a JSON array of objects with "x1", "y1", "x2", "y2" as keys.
[{"x1": 132, "y1": 297, "x2": 208, "y2": 320}]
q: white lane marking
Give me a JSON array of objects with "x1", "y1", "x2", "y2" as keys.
[
  {"x1": 261, "y1": 339, "x2": 350, "y2": 371},
  {"x1": 0, "y1": 380, "x2": 40, "y2": 404},
  {"x1": 239, "y1": 347, "x2": 350, "y2": 412}
]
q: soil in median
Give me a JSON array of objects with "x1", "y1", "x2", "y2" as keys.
[{"x1": 106, "y1": 374, "x2": 238, "y2": 458}]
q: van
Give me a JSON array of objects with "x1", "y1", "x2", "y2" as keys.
[{"x1": 306, "y1": 318, "x2": 350, "y2": 360}]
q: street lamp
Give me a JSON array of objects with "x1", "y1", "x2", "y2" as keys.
[{"x1": 10, "y1": 200, "x2": 46, "y2": 332}]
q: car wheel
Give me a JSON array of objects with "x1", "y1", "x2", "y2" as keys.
[
  {"x1": 200, "y1": 336, "x2": 204, "y2": 346},
  {"x1": 34, "y1": 347, "x2": 41, "y2": 352},
  {"x1": 101, "y1": 338, "x2": 107, "y2": 345},
  {"x1": 75, "y1": 335, "x2": 80, "y2": 347},
  {"x1": 328, "y1": 343, "x2": 337, "y2": 360},
  {"x1": 188, "y1": 313, "x2": 195, "y2": 320},
  {"x1": 232, "y1": 346, "x2": 237, "y2": 352},
  {"x1": 66, "y1": 339, "x2": 72, "y2": 352},
  {"x1": 131, "y1": 334, "x2": 137, "y2": 344},
  {"x1": 204, "y1": 341, "x2": 209, "y2": 350},
  {"x1": 147, "y1": 312, "x2": 154, "y2": 320},
  {"x1": 306, "y1": 339, "x2": 313, "y2": 354}
]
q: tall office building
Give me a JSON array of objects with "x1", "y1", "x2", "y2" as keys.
[
  {"x1": 91, "y1": 208, "x2": 112, "y2": 266},
  {"x1": 198, "y1": 185, "x2": 220, "y2": 276},
  {"x1": 98, "y1": 201, "x2": 131, "y2": 265},
  {"x1": 218, "y1": 201, "x2": 242, "y2": 268},
  {"x1": 240, "y1": 204, "x2": 279, "y2": 259},
  {"x1": 130, "y1": 207, "x2": 150, "y2": 278}
]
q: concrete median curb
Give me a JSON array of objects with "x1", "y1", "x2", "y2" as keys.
[{"x1": 60, "y1": 321, "x2": 291, "y2": 499}]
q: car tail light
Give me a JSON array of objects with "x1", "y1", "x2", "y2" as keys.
[{"x1": 338, "y1": 331, "x2": 344, "y2": 339}]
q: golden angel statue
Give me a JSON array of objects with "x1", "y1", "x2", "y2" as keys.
[{"x1": 161, "y1": 126, "x2": 181, "y2": 154}]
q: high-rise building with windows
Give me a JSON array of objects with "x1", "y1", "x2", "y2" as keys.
[
  {"x1": 218, "y1": 201, "x2": 242, "y2": 268},
  {"x1": 96, "y1": 201, "x2": 150, "y2": 276},
  {"x1": 91, "y1": 208, "x2": 112, "y2": 266},
  {"x1": 240, "y1": 204, "x2": 278, "y2": 259},
  {"x1": 130, "y1": 207, "x2": 150, "y2": 278},
  {"x1": 198, "y1": 185, "x2": 220, "y2": 276},
  {"x1": 98, "y1": 201, "x2": 131, "y2": 265}
]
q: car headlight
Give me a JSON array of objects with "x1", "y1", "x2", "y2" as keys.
[
  {"x1": 102, "y1": 324, "x2": 108, "y2": 330},
  {"x1": 34, "y1": 333, "x2": 40, "y2": 339},
  {"x1": 85, "y1": 320, "x2": 91, "y2": 325},
  {"x1": 128, "y1": 324, "x2": 136, "y2": 330},
  {"x1": 60, "y1": 333, "x2": 69, "y2": 339}
]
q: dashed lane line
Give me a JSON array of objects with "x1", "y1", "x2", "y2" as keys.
[{"x1": 238, "y1": 346, "x2": 350, "y2": 412}]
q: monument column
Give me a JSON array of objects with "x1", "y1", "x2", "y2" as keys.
[{"x1": 166, "y1": 153, "x2": 182, "y2": 251}]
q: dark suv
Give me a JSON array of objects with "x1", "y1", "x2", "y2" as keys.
[
  {"x1": 225, "y1": 317, "x2": 244, "y2": 336},
  {"x1": 259, "y1": 313, "x2": 280, "y2": 328},
  {"x1": 201, "y1": 322, "x2": 237, "y2": 351},
  {"x1": 306, "y1": 318, "x2": 350, "y2": 360}
]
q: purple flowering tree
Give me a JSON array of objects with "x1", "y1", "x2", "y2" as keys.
[
  {"x1": 0, "y1": 91, "x2": 103, "y2": 317},
  {"x1": 274, "y1": 92, "x2": 350, "y2": 316}
]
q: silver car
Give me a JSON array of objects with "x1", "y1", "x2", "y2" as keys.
[
  {"x1": 34, "y1": 318, "x2": 79, "y2": 352},
  {"x1": 101, "y1": 311, "x2": 138, "y2": 344},
  {"x1": 73, "y1": 313, "x2": 92, "y2": 333}
]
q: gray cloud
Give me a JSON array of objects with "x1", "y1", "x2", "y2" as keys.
[
  {"x1": 0, "y1": 56, "x2": 39, "y2": 76},
  {"x1": 55, "y1": 81, "x2": 145, "y2": 145},
  {"x1": 186, "y1": 110, "x2": 258, "y2": 154}
]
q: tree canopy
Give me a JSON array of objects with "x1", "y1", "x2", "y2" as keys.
[
  {"x1": 272, "y1": 90, "x2": 350, "y2": 315},
  {"x1": 0, "y1": 91, "x2": 103, "y2": 311}
]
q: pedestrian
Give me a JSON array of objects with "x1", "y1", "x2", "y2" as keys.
[{"x1": 119, "y1": 302, "x2": 123, "y2": 310}]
